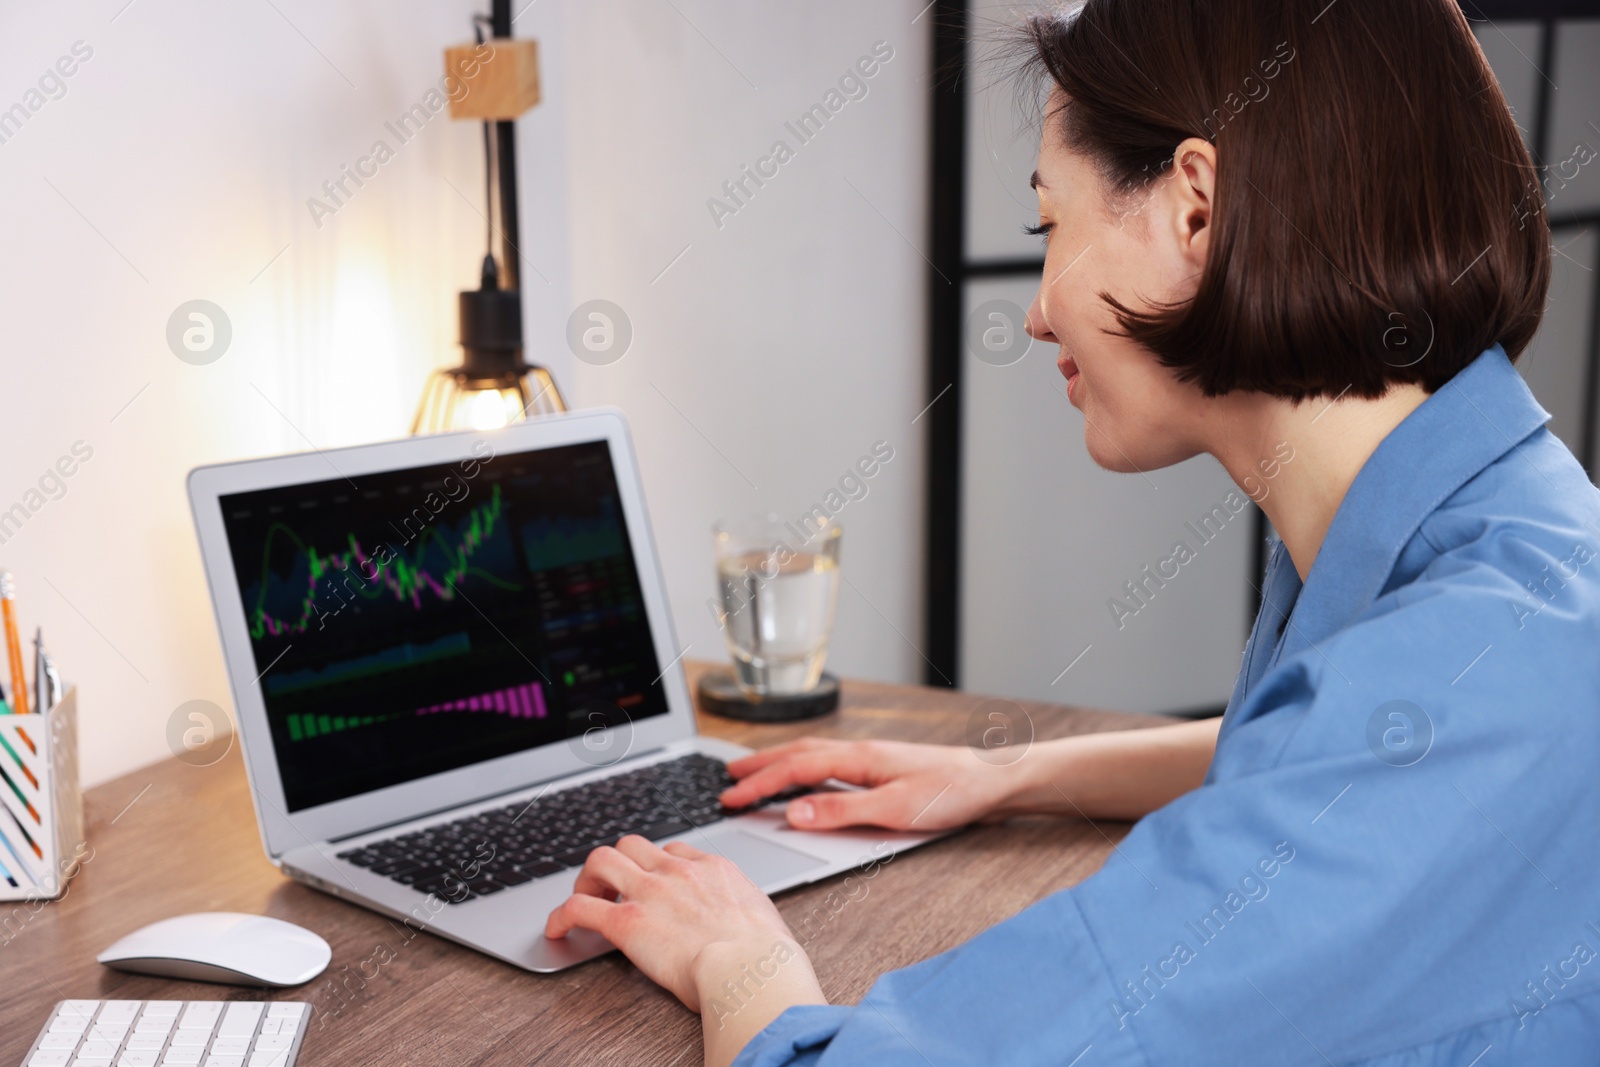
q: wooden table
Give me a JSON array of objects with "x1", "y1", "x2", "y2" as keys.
[{"x1": 0, "y1": 663, "x2": 1164, "y2": 1066}]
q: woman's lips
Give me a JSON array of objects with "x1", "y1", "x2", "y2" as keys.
[{"x1": 1058, "y1": 354, "x2": 1081, "y2": 402}]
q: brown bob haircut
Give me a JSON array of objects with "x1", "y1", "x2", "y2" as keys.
[{"x1": 1015, "y1": 0, "x2": 1550, "y2": 400}]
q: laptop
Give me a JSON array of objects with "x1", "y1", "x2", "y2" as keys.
[{"x1": 187, "y1": 408, "x2": 942, "y2": 972}]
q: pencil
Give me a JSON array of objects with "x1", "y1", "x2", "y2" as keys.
[{"x1": 0, "y1": 572, "x2": 26, "y2": 716}]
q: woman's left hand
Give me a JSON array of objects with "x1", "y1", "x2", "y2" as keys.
[{"x1": 544, "y1": 834, "x2": 820, "y2": 1015}]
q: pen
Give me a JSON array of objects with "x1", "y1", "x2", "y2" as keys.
[
  {"x1": 1, "y1": 572, "x2": 27, "y2": 716},
  {"x1": 33, "y1": 628, "x2": 61, "y2": 712}
]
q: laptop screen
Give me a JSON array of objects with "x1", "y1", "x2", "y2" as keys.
[{"x1": 218, "y1": 439, "x2": 668, "y2": 812}]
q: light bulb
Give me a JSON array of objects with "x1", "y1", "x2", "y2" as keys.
[
  {"x1": 465, "y1": 388, "x2": 511, "y2": 430},
  {"x1": 411, "y1": 366, "x2": 566, "y2": 435}
]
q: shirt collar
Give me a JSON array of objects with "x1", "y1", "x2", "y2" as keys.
[{"x1": 1276, "y1": 346, "x2": 1550, "y2": 661}]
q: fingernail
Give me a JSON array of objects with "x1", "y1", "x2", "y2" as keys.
[{"x1": 791, "y1": 799, "x2": 814, "y2": 825}]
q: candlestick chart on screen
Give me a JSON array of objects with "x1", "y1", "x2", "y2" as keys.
[{"x1": 217, "y1": 442, "x2": 669, "y2": 811}]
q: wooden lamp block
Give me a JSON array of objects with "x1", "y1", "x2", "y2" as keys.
[{"x1": 445, "y1": 38, "x2": 540, "y2": 120}]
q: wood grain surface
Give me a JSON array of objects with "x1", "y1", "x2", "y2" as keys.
[{"x1": 0, "y1": 662, "x2": 1165, "y2": 1066}]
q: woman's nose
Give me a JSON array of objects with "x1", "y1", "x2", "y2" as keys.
[{"x1": 1025, "y1": 294, "x2": 1056, "y2": 344}]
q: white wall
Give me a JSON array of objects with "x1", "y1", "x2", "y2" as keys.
[
  {"x1": 561, "y1": 1, "x2": 930, "y2": 707},
  {"x1": 0, "y1": 0, "x2": 930, "y2": 788}
]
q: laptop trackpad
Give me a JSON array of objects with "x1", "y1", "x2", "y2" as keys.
[{"x1": 701, "y1": 829, "x2": 826, "y2": 886}]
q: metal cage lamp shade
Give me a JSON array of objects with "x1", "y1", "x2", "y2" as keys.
[{"x1": 411, "y1": 255, "x2": 565, "y2": 434}]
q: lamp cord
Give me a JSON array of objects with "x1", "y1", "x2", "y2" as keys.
[{"x1": 473, "y1": 14, "x2": 496, "y2": 283}]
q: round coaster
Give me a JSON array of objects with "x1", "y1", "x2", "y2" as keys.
[{"x1": 696, "y1": 669, "x2": 840, "y2": 723}]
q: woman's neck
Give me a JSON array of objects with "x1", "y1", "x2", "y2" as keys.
[{"x1": 1205, "y1": 383, "x2": 1432, "y2": 582}]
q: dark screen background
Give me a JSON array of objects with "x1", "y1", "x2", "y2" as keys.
[{"x1": 219, "y1": 441, "x2": 667, "y2": 812}]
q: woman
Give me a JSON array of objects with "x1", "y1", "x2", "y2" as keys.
[{"x1": 547, "y1": 1, "x2": 1600, "y2": 1063}]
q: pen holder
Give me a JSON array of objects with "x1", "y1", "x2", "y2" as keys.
[{"x1": 0, "y1": 686, "x2": 84, "y2": 901}]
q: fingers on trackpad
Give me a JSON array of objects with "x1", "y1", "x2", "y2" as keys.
[{"x1": 692, "y1": 829, "x2": 827, "y2": 886}]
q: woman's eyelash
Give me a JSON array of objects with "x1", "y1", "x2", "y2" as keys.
[{"x1": 1023, "y1": 222, "x2": 1053, "y2": 241}]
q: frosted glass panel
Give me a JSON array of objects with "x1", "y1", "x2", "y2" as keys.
[
  {"x1": 1472, "y1": 21, "x2": 1543, "y2": 152},
  {"x1": 1547, "y1": 20, "x2": 1600, "y2": 215},
  {"x1": 964, "y1": 3, "x2": 1048, "y2": 263},
  {"x1": 1520, "y1": 227, "x2": 1597, "y2": 459},
  {"x1": 959, "y1": 277, "x2": 1250, "y2": 714}
]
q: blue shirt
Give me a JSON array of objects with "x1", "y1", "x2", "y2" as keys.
[{"x1": 735, "y1": 347, "x2": 1600, "y2": 1066}]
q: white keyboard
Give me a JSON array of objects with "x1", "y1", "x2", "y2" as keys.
[{"x1": 19, "y1": 1000, "x2": 310, "y2": 1067}]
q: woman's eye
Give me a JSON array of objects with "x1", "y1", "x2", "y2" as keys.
[{"x1": 1023, "y1": 222, "x2": 1053, "y2": 244}]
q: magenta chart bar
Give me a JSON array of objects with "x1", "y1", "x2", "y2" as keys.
[{"x1": 416, "y1": 681, "x2": 548, "y2": 720}]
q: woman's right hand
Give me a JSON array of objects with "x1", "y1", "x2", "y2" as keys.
[{"x1": 718, "y1": 738, "x2": 1016, "y2": 832}]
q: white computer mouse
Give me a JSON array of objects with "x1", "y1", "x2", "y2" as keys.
[{"x1": 97, "y1": 912, "x2": 332, "y2": 988}]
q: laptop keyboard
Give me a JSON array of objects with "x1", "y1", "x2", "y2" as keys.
[
  {"x1": 337, "y1": 752, "x2": 750, "y2": 904},
  {"x1": 21, "y1": 999, "x2": 309, "y2": 1067}
]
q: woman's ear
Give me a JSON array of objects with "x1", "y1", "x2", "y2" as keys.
[{"x1": 1165, "y1": 136, "x2": 1217, "y2": 269}]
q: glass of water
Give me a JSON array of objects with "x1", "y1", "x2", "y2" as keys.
[{"x1": 713, "y1": 514, "x2": 842, "y2": 697}]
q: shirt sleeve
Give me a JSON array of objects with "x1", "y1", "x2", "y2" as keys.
[
  {"x1": 732, "y1": 888, "x2": 1150, "y2": 1066},
  {"x1": 728, "y1": 1006, "x2": 844, "y2": 1067},
  {"x1": 733, "y1": 569, "x2": 1600, "y2": 1065}
]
